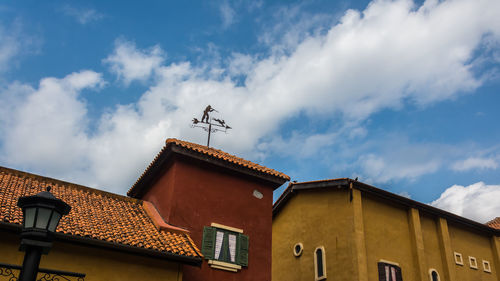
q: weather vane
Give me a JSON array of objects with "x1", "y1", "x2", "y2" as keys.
[{"x1": 191, "y1": 105, "x2": 231, "y2": 147}]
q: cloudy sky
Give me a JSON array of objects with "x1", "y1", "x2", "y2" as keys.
[{"x1": 1, "y1": 0, "x2": 499, "y2": 223}]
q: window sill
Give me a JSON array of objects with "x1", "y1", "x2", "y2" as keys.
[{"x1": 208, "y1": 260, "x2": 242, "y2": 272}]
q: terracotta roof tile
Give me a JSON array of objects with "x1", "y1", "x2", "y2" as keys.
[
  {"x1": 128, "y1": 138, "x2": 289, "y2": 196},
  {"x1": 0, "y1": 166, "x2": 202, "y2": 261},
  {"x1": 486, "y1": 217, "x2": 500, "y2": 229}
]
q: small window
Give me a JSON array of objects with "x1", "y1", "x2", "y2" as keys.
[
  {"x1": 377, "y1": 261, "x2": 402, "y2": 281},
  {"x1": 429, "y1": 269, "x2": 440, "y2": 281},
  {"x1": 201, "y1": 224, "x2": 248, "y2": 272},
  {"x1": 483, "y1": 260, "x2": 491, "y2": 273},
  {"x1": 468, "y1": 256, "x2": 478, "y2": 269},
  {"x1": 454, "y1": 252, "x2": 463, "y2": 265},
  {"x1": 314, "y1": 246, "x2": 327, "y2": 281},
  {"x1": 293, "y1": 243, "x2": 303, "y2": 257}
]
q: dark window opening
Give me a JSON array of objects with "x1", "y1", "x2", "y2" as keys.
[
  {"x1": 431, "y1": 270, "x2": 438, "y2": 281},
  {"x1": 377, "y1": 262, "x2": 402, "y2": 281},
  {"x1": 314, "y1": 247, "x2": 326, "y2": 280}
]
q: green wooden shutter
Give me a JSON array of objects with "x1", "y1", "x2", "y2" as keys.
[
  {"x1": 237, "y1": 233, "x2": 249, "y2": 266},
  {"x1": 202, "y1": 226, "x2": 216, "y2": 259}
]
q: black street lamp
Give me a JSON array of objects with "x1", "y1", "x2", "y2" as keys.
[{"x1": 17, "y1": 186, "x2": 71, "y2": 281}]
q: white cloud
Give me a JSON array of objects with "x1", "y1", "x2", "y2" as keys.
[
  {"x1": 431, "y1": 182, "x2": 500, "y2": 223},
  {"x1": 103, "y1": 39, "x2": 165, "y2": 85},
  {"x1": 62, "y1": 5, "x2": 104, "y2": 25},
  {"x1": 0, "y1": 71, "x2": 104, "y2": 176},
  {"x1": 0, "y1": 19, "x2": 38, "y2": 75},
  {"x1": 0, "y1": 25, "x2": 19, "y2": 73},
  {"x1": 220, "y1": 1, "x2": 236, "y2": 29},
  {"x1": 2, "y1": 0, "x2": 500, "y2": 193},
  {"x1": 357, "y1": 152, "x2": 442, "y2": 183},
  {"x1": 451, "y1": 156, "x2": 498, "y2": 171}
]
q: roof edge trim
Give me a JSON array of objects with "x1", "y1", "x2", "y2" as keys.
[
  {"x1": 272, "y1": 178, "x2": 500, "y2": 236},
  {"x1": 0, "y1": 221, "x2": 203, "y2": 266}
]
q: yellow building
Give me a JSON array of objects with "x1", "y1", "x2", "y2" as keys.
[
  {"x1": 272, "y1": 178, "x2": 500, "y2": 281},
  {"x1": 0, "y1": 166, "x2": 203, "y2": 281}
]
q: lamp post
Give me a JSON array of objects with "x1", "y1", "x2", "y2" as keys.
[{"x1": 17, "y1": 186, "x2": 71, "y2": 281}]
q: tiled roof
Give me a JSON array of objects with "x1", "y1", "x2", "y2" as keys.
[
  {"x1": 0, "y1": 166, "x2": 202, "y2": 263},
  {"x1": 128, "y1": 138, "x2": 290, "y2": 196},
  {"x1": 486, "y1": 217, "x2": 500, "y2": 230}
]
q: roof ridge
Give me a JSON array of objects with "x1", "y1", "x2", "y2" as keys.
[
  {"x1": 166, "y1": 138, "x2": 289, "y2": 179},
  {"x1": 0, "y1": 166, "x2": 139, "y2": 203},
  {"x1": 128, "y1": 138, "x2": 289, "y2": 197}
]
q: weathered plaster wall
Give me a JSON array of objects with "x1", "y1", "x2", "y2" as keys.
[
  {"x1": 272, "y1": 189, "x2": 354, "y2": 281},
  {"x1": 0, "y1": 231, "x2": 183, "y2": 281},
  {"x1": 143, "y1": 157, "x2": 276, "y2": 281}
]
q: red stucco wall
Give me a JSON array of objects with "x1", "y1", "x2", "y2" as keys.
[{"x1": 142, "y1": 157, "x2": 276, "y2": 281}]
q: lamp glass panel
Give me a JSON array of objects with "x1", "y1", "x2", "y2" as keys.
[
  {"x1": 47, "y1": 211, "x2": 61, "y2": 232},
  {"x1": 35, "y1": 208, "x2": 52, "y2": 229},
  {"x1": 24, "y1": 208, "x2": 36, "y2": 228}
]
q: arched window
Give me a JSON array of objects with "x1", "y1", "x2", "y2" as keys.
[
  {"x1": 429, "y1": 269, "x2": 440, "y2": 281},
  {"x1": 314, "y1": 246, "x2": 327, "y2": 281}
]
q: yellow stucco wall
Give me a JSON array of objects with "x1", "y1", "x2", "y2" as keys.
[
  {"x1": 0, "y1": 231, "x2": 183, "y2": 281},
  {"x1": 272, "y1": 187, "x2": 499, "y2": 281},
  {"x1": 448, "y1": 224, "x2": 497, "y2": 281},
  {"x1": 421, "y1": 214, "x2": 445, "y2": 277},
  {"x1": 272, "y1": 189, "x2": 355, "y2": 281},
  {"x1": 362, "y1": 195, "x2": 418, "y2": 281}
]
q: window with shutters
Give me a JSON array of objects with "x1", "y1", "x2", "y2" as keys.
[
  {"x1": 377, "y1": 261, "x2": 403, "y2": 281},
  {"x1": 201, "y1": 223, "x2": 249, "y2": 272},
  {"x1": 314, "y1": 246, "x2": 327, "y2": 281}
]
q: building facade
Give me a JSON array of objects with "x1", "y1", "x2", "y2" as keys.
[
  {"x1": 0, "y1": 166, "x2": 202, "y2": 281},
  {"x1": 2, "y1": 138, "x2": 498, "y2": 281},
  {"x1": 272, "y1": 178, "x2": 500, "y2": 281},
  {"x1": 127, "y1": 139, "x2": 289, "y2": 281}
]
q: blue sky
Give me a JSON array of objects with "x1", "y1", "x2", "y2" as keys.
[{"x1": 1, "y1": 0, "x2": 499, "y2": 223}]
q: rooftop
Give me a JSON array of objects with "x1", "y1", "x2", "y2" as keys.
[
  {"x1": 128, "y1": 138, "x2": 290, "y2": 197},
  {"x1": 487, "y1": 217, "x2": 500, "y2": 230},
  {"x1": 273, "y1": 178, "x2": 500, "y2": 236},
  {"x1": 0, "y1": 166, "x2": 202, "y2": 265}
]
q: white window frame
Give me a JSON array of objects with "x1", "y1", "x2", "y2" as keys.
[
  {"x1": 468, "y1": 256, "x2": 478, "y2": 269},
  {"x1": 454, "y1": 252, "x2": 463, "y2": 265},
  {"x1": 482, "y1": 260, "x2": 491, "y2": 273},
  {"x1": 293, "y1": 242, "x2": 303, "y2": 257},
  {"x1": 314, "y1": 246, "x2": 327, "y2": 281},
  {"x1": 428, "y1": 269, "x2": 440, "y2": 281}
]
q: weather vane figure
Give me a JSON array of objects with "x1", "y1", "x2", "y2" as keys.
[{"x1": 191, "y1": 105, "x2": 231, "y2": 147}]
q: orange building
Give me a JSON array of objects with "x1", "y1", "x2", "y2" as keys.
[
  {"x1": 0, "y1": 138, "x2": 289, "y2": 281},
  {"x1": 128, "y1": 139, "x2": 289, "y2": 281},
  {"x1": 0, "y1": 166, "x2": 202, "y2": 281}
]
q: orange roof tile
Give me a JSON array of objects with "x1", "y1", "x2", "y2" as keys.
[
  {"x1": 128, "y1": 138, "x2": 290, "y2": 197},
  {"x1": 0, "y1": 166, "x2": 202, "y2": 264},
  {"x1": 486, "y1": 217, "x2": 500, "y2": 229}
]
